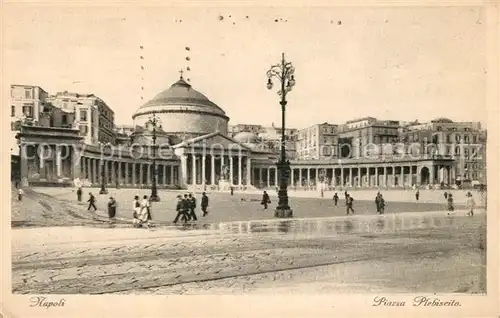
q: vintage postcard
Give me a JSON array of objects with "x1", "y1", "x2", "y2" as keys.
[{"x1": 1, "y1": 1, "x2": 498, "y2": 317}]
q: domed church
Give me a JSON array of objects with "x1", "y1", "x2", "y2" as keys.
[{"x1": 132, "y1": 75, "x2": 229, "y2": 140}]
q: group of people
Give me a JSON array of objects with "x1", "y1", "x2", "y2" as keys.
[
  {"x1": 444, "y1": 190, "x2": 476, "y2": 216},
  {"x1": 173, "y1": 192, "x2": 210, "y2": 224},
  {"x1": 82, "y1": 188, "x2": 211, "y2": 227},
  {"x1": 331, "y1": 191, "x2": 355, "y2": 214}
]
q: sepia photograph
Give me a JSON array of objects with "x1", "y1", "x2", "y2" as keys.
[{"x1": 2, "y1": 2, "x2": 498, "y2": 317}]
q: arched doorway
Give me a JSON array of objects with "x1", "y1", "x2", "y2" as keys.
[{"x1": 420, "y1": 166, "x2": 430, "y2": 185}]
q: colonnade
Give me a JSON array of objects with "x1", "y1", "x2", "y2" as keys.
[
  {"x1": 80, "y1": 157, "x2": 179, "y2": 186},
  {"x1": 180, "y1": 153, "x2": 252, "y2": 186},
  {"x1": 252, "y1": 164, "x2": 456, "y2": 188}
]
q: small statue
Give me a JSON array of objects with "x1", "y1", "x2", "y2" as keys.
[{"x1": 221, "y1": 164, "x2": 230, "y2": 180}]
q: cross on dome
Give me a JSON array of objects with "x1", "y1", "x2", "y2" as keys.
[{"x1": 179, "y1": 69, "x2": 184, "y2": 79}]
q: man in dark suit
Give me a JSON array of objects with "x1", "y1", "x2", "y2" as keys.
[{"x1": 201, "y1": 192, "x2": 209, "y2": 217}]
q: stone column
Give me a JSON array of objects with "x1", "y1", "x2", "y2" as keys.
[
  {"x1": 180, "y1": 154, "x2": 188, "y2": 187},
  {"x1": 92, "y1": 159, "x2": 97, "y2": 184},
  {"x1": 220, "y1": 155, "x2": 224, "y2": 178},
  {"x1": 192, "y1": 154, "x2": 197, "y2": 185},
  {"x1": 124, "y1": 162, "x2": 129, "y2": 185},
  {"x1": 266, "y1": 168, "x2": 270, "y2": 187},
  {"x1": 332, "y1": 168, "x2": 336, "y2": 187},
  {"x1": 116, "y1": 162, "x2": 122, "y2": 185},
  {"x1": 383, "y1": 166, "x2": 387, "y2": 186},
  {"x1": 56, "y1": 145, "x2": 62, "y2": 178},
  {"x1": 229, "y1": 156, "x2": 234, "y2": 185},
  {"x1": 139, "y1": 164, "x2": 144, "y2": 184},
  {"x1": 450, "y1": 166, "x2": 456, "y2": 185},
  {"x1": 163, "y1": 165, "x2": 167, "y2": 185},
  {"x1": 202, "y1": 155, "x2": 206, "y2": 185},
  {"x1": 400, "y1": 166, "x2": 404, "y2": 187},
  {"x1": 416, "y1": 166, "x2": 422, "y2": 185},
  {"x1": 275, "y1": 167, "x2": 278, "y2": 186},
  {"x1": 429, "y1": 165, "x2": 435, "y2": 185},
  {"x1": 290, "y1": 168, "x2": 294, "y2": 186},
  {"x1": 72, "y1": 148, "x2": 81, "y2": 180},
  {"x1": 307, "y1": 168, "x2": 311, "y2": 185},
  {"x1": 170, "y1": 165, "x2": 175, "y2": 185},
  {"x1": 109, "y1": 162, "x2": 115, "y2": 185},
  {"x1": 132, "y1": 163, "x2": 136, "y2": 185},
  {"x1": 246, "y1": 156, "x2": 251, "y2": 185},
  {"x1": 211, "y1": 155, "x2": 216, "y2": 185},
  {"x1": 299, "y1": 168, "x2": 303, "y2": 186},
  {"x1": 238, "y1": 155, "x2": 242, "y2": 186},
  {"x1": 80, "y1": 156, "x2": 86, "y2": 179},
  {"x1": 374, "y1": 167, "x2": 378, "y2": 187},
  {"x1": 392, "y1": 166, "x2": 396, "y2": 187},
  {"x1": 19, "y1": 143, "x2": 29, "y2": 186},
  {"x1": 340, "y1": 168, "x2": 344, "y2": 186},
  {"x1": 349, "y1": 167, "x2": 353, "y2": 186}
]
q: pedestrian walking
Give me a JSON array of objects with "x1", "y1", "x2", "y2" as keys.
[
  {"x1": 87, "y1": 193, "x2": 97, "y2": 211},
  {"x1": 415, "y1": 189, "x2": 420, "y2": 201},
  {"x1": 17, "y1": 188, "x2": 24, "y2": 201},
  {"x1": 188, "y1": 193, "x2": 198, "y2": 221},
  {"x1": 107, "y1": 196, "x2": 117, "y2": 223},
  {"x1": 333, "y1": 192, "x2": 339, "y2": 206},
  {"x1": 378, "y1": 194, "x2": 386, "y2": 214},
  {"x1": 173, "y1": 195, "x2": 188, "y2": 224},
  {"x1": 466, "y1": 192, "x2": 476, "y2": 216},
  {"x1": 140, "y1": 195, "x2": 151, "y2": 227},
  {"x1": 346, "y1": 194, "x2": 355, "y2": 215},
  {"x1": 201, "y1": 192, "x2": 209, "y2": 216},
  {"x1": 261, "y1": 191, "x2": 271, "y2": 210},
  {"x1": 132, "y1": 195, "x2": 141, "y2": 227},
  {"x1": 77, "y1": 187, "x2": 83, "y2": 202},
  {"x1": 183, "y1": 194, "x2": 190, "y2": 220},
  {"x1": 230, "y1": 186, "x2": 234, "y2": 196},
  {"x1": 444, "y1": 191, "x2": 448, "y2": 199},
  {"x1": 375, "y1": 192, "x2": 381, "y2": 213},
  {"x1": 447, "y1": 193, "x2": 454, "y2": 215},
  {"x1": 320, "y1": 188, "x2": 324, "y2": 198}
]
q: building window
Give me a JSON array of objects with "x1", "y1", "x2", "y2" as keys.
[
  {"x1": 25, "y1": 90, "x2": 31, "y2": 99},
  {"x1": 22, "y1": 105, "x2": 33, "y2": 118},
  {"x1": 62, "y1": 114, "x2": 68, "y2": 125},
  {"x1": 79, "y1": 124, "x2": 88, "y2": 135},
  {"x1": 11, "y1": 105, "x2": 15, "y2": 117},
  {"x1": 80, "y1": 110, "x2": 88, "y2": 121}
]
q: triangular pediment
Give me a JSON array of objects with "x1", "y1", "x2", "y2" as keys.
[{"x1": 172, "y1": 132, "x2": 252, "y2": 151}]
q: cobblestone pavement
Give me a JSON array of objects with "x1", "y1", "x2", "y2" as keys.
[{"x1": 12, "y1": 212, "x2": 486, "y2": 294}]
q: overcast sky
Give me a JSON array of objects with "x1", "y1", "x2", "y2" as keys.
[{"x1": 4, "y1": 6, "x2": 488, "y2": 128}]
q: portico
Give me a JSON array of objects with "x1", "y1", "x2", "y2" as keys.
[{"x1": 173, "y1": 131, "x2": 253, "y2": 189}]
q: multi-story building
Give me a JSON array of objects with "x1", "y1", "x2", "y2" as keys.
[
  {"x1": 10, "y1": 85, "x2": 49, "y2": 124},
  {"x1": 401, "y1": 118, "x2": 486, "y2": 185},
  {"x1": 10, "y1": 85, "x2": 50, "y2": 156},
  {"x1": 47, "y1": 91, "x2": 114, "y2": 145},
  {"x1": 295, "y1": 122, "x2": 338, "y2": 160}
]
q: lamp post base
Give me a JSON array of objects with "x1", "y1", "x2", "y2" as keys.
[
  {"x1": 149, "y1": 195, "x2": 161, "y2": 202},
  {"x1": 274, "y1": 207, "x2": 293, "y2": 218},
  {"x1": 99, "y1": 188, "x2": 108, "y2": 195}
]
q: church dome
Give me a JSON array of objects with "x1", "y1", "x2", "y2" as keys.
[{"x1": 132, "y1": 77, "x2": 229, "y2": 137}]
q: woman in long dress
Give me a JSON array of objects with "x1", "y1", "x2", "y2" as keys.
[
  {"x1": 132, "y1": 195, "x2": 142, "y2": 227},
  {"x1": 138, "y1": 195, "x2": 151, "y2": 228}
]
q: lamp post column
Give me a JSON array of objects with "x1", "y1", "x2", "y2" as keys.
[
  {"x1": 267, "y1": 52, "x2": 295, "y2": 218},
  {"x1": 150, "y1": 112, "x2": 160, "y2": 201}
]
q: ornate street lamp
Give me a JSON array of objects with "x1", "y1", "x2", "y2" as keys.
[
  {"x1": 266, "y1": 53, "x2": 296, "y2": 218},
  {"x1": 148, "y1": 111, "x2": 161, "y2": 202}
]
